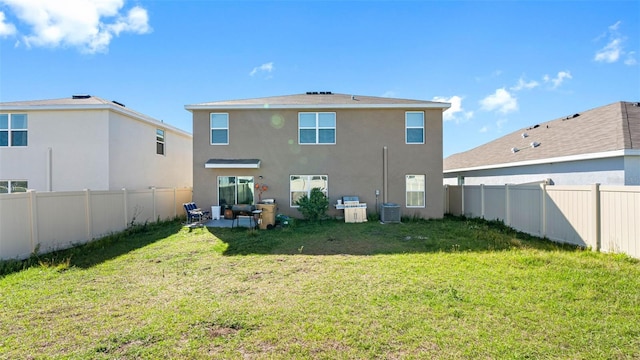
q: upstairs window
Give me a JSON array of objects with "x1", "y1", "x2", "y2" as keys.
[
  {"x1": 405, "y1": 111, "x2": 424, "y2": 144},
  {"x1": 0, "y1": 113, "x2": 28, "y2": 147},
  {"x1": 210, "y1": 113, "x2": 229, "y2": 145},
  {"x1": 298, "y1": 112, "x2": 336, "y2": 144},
  {"x1": 156, "y1": 129, "x2": 165, "y2": 155}
]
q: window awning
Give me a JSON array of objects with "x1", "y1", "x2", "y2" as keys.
[{"x1": 204, "y1": 159, "x2": 261, "y2": 169}]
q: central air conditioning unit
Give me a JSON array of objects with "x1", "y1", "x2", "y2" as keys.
[{"x1": 380, "y1": 203, "x2": 401, "y2": 223}]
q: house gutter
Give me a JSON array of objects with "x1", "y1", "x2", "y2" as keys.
[
  {"x1": 444, "y1": 149, "x2": 640, "y2": 174},
  {"x1": 185, "y1": 103, "x2": 451, "y2": 111}
]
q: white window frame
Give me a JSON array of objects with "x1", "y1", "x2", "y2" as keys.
[
  {"x1": 0, "y1": 113, "x2": 28, "y2": 147},
  {"x1": 405, "y1": 111, "x2": 424, "y2": 144},
  {"x1": 290, "y1": 175, "x2": 328, "y2": 207},
  {"x1": 210, "y1": 113, "x2": 229, "y2": 145},
  {"x1": 0, "y1": 180, "x2": 28, "y2": 194},
  {"x1": 298, "y1": 112, "x2": 336, "y2": 145},
  {"x1": 156, "y1": 129, "x2": 165, "y2": 155},
  {"x1": 217, "y1": 176, "x2": 255, "y2": 206},
  {"x1": 406, "y1": 174, "x2": 425, "y2": 208}
]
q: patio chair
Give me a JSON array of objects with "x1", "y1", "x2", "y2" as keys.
[{"x1": 184, "y1": 202, "x2": 209, "y2": 223}]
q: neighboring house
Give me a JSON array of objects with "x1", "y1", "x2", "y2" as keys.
[
  {"x1": 185, "y1": 92, "x2": 450, "y2": 219},
  {"x1": 443, "y1": 101, "x2": 640, "y2": 186},
  {"x1": 0, "y1": 95, "x2": 192, "y2": 193}
]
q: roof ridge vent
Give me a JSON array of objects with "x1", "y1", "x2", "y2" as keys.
[
  {"x1": 72, "y1": 94, "x2": 91, "y2": 99},
  {"x1": 112, "y1": 100, "x2": 125, "y2": 107},
  {"x1": 306, "y1": 91, "x2": 332, "y2": 95}
]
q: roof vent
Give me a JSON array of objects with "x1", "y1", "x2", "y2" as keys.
[
  {"x1": 521, "y1": 132, "x2": 528, "y2": 138},
  {"x1": 112, "y1": 100, "x2": 125, "y2": 107},
  {"x1": 72, "y1": 94, "x2": 91, "y2": 99},
  {"x1": 563, "y1": 113, "x2": 580, "y2": 120},
  {"x1": 511, "y1": 147, "x2": 519, "y2": 153},
  {"x1": 530, "y1": 141, "x2": 540, "y2": 148}
]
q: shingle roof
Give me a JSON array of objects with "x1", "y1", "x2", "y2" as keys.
[
  {"x1": 186, "y1": 92, "x2": 450, "y2": 110},
  {"x1": 0, "y1": 95, "x2": 192, "y2": 137},
  {"x1": 0, "y1": 95, "x2": 112, "y2": 107},
  {"x1": 444, "y1": 101, "x2": 640, "y2": 171}
]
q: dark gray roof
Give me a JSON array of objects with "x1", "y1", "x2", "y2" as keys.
[
  {"x1": 444, "y1": 101, "x2": 640, "y2": 171},
  {"x1": 205, "y1": 159, "x2": 261, "y2": 169},
  {"x1": 186, "y1": 93, "x2": 450, "y2": 110}
]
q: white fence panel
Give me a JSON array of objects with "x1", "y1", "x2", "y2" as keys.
[
  {"x1": 445, "y1": 184, "x2": 640, "y2": 259},
  {"x1": 90, "y1": 191, "x2": 127, "y2": 239},
  {"x1": 484, "y1": 186, "x2": 506, "y2": 221},
  {"x1": 509, "y1": 185, "x2": 542, "y2": 236},
  {"x1": 463, "y1": 186, "x2": 482, "y2": 218},
  {"x1": 600, "y1": 186, "x2": 640, "y2": 258},
  {"x1": 0, "y1": 188, "x2": 192, "y2": 260},
  {"x1": 35, "y1": 192, "x2": 89, "y2": 254},
  {"x1": 125, "y1": 190, "x2": 155, "y2": 225},
  {"x1": 0, "y1": 193, "x2": 32, "y2": 260},
  {"x1": 545, "y1": 186, "x2": 595, "y2": 248}
]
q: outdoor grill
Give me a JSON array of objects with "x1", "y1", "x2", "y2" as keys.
[
  {"x1": 335, "y1": 196, "x2": 367, "y2": 223},
  {"x1": 232, "y1": 204, "x2": 256, "y2": 216}
]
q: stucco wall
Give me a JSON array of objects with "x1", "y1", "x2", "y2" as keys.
[
  {"x1": 108, "y1": 111, "x2": 192, "y2": 190},
  {"x1": 192, "y1": 107, "x2": 444, "y2": 219},
  {"x1": 0, "y1": 109, "x2": 110, "y2": 191},
  {"x1": 1, "y1": 108, "x2": 192, "y2": 192}
]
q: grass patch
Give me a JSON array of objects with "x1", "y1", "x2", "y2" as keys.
[{"x1": 1, "y1": 216, "x2": 638, "y2": 359}]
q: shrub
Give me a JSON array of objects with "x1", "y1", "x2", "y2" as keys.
[{"x1": 295, "y1": 188, "x2": 329, "y2": 221}]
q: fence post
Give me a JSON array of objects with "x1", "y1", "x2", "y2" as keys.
[
  {"x1": 593, "y1": 184, "x2": 601, "y2": 252},
  {"x1": 480, "y1": 184, "x2": 485, "y2": 219},
  {"x1": 123, "y1": 188, "x2": 128, "y2": 228},
  {"x1": 541, "y1": 183, "x2": 547, "y2": 238},
  {"x1": 505, "y1": 184, "x2": 511, "y2": 226},
  {"x1": 173, "y1": 187, "x2": 178, "y2": 218},
  {"x1": 84, "y1": 189, "x2": 93, "y2": 240},
  {"x1": 28, "y1": 190, "x2": 38, "y2": 254},
  {"x1": 461, "y1": 185, "x2": 465, "y2": 217},
  {"x1": 152, "y1": 187, "x2": 157, "y2": 222}
]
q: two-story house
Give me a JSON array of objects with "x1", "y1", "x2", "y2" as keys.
[
  {"x1": 0, "y1": 95, "x2": 193, "y2": 193},
  {"x1": 185, "y1": 92, "x2": 450, "y2": 219}
]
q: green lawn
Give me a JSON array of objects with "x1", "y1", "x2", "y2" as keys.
[{"x1": 1, "y1": 217, "x2": 639, "y2": 359}]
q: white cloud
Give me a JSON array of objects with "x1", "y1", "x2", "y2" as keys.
[
  {"x1": 594, "y1": 20, "x2": 635, "y2": 66},
  {"x1": 479, "y1": 88, "x2": 518, "y2": 114},
  {"x1": 250, "y1": 62, "x2": 274, "y2": 77},
  {"x1": 544, "y1": 71, "x2": 572, "y2": 88},
  {"x1": 496, "y1": 118, "x2": 508, "y2": 130},
  {"x1": 479, "y1": 126, "x2": 488, "y2": 133},
  {"x1": 0, "y1": 0, "x2": 151, "y2": 53},
  {"x1": 0, "y1": 11, "x2": 16, "y2": 37},
  {"x1": 432, "y1": 95, "x2": 474, "y2": 122},
  {"x1": 624, "y1": 51, "x2": 637, "y2": 66},
  {"x1": 595, "y1": 38, "x2": 622, "y2": 63},
  {"x1": 511, "y1": 76, "x2": 539, "y2": 91}
]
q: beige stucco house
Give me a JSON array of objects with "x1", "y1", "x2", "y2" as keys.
[
  {"x1": 185, "y1": 92, "x2": 450, "y2": 219},
  {"x1": 0, "y1": 95, "x2": 192, "y2": 193}
]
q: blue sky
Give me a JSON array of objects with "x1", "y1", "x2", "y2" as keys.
[{"x1": 0, "y1": 0, "x2": 638, "y2": 157}]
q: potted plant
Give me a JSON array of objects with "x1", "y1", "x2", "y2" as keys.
[{"x1": 223, "y1": 205, "x2": 234, "y2": 219}]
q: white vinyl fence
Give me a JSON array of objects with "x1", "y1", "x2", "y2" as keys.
[
  {"x1": 0, "y1": 188, "x2": 192, "y2": 260},
  {"x1": 444, "y1": 184, "x2": 640, "y2": 259}
]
